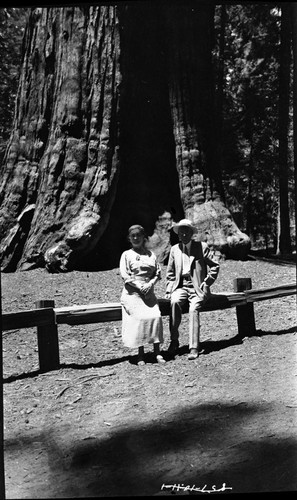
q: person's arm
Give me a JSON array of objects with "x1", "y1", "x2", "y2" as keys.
[
  {"x1": 151, "y1": 256, "x2": 162, "y2": 284},
  {"x1": 149, "y1": 274, "x2": 160, "y2": 287},
  {"x1": 119, "y1": 252, "x2": 142, "y2": 291},
  {"x1": 165, "y1": 248, "x2": 176, "y2": 298},
  {"x1": 200, "y1": 243, "x2": 220, "y2": 290}
]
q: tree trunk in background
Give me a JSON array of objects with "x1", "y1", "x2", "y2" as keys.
[
  {"x1": 215, "y1": 3, "x2": 226, "y2": 204},
  {"x1": 0, "y1": 2, "x2": 250, "y2": 273},
  {"x1": 291, "y1": 3, "x2": 297, "y2": 254},
  {"x1": 93, "y1": 3, "x2": 184, "y2": 270},
  {"x1": 158, "y1": 3, "x2": 249, "y2": 260},
  {"x1": 0, "y1": 6, "x2": 121, "y2": 272},
  {"x1": 276, "y1": 3, "x2": 292, "y2": 255},
  {"x1": 246, "y1": 140, "x2": 254, "y2": 241}
]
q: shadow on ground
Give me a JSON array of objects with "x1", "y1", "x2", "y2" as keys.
[
  {"x1": 3, "y1": 326, "x2": 296, "y2": 382},
  {"x1": 5, "y1": 401, "x2": 297, "y2": 496},
  {"x1": 199, "y1": 326, "x2": 297, "y2": 356}
]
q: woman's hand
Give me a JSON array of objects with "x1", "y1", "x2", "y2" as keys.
[{"x1": 140, "y1": 282, "x2": 153, "y2": 295}]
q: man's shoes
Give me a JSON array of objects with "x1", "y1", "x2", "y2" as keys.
[
  {"x1": 188, "y1": 348, "x2": 198, "y2": 360},
  {"x1": 137, "y1": 356, "x2": 146, "y2": 366},
  {"x1": 168, "y1": 340, "x2": 179, "y2": 356}
]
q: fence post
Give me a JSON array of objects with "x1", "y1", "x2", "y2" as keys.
[
  {"x1": 233, "y1": 278, "x2": 256, "y2": 338},
  {"x1": 35, "y1": 300, "x2": 60, "y2": 373}
]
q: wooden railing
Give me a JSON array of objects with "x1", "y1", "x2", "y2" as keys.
[{"x1": 1, "y1": 279, "x2": 296, "y2": 373}]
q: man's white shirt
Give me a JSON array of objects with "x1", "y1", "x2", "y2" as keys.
[{"x1": 182, "y1": 242, "x2": 192, "y2": 275}]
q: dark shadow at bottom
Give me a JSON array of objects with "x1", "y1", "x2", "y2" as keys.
[{"x1": 5, "y1": 402, "x2": 297, "y2": 497}]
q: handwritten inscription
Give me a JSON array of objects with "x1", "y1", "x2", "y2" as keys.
[{"x1": 161, "y1": 482, "x2": 233, "y2": 493}]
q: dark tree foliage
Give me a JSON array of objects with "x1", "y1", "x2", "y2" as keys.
[
  {"x1": 0, "y1": 8, "x2": 28, "y2": 163},
  {"x1": 213, "y1": 3, "x2": 295, "y2": 252}
]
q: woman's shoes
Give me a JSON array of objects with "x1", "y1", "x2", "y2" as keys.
[
  {"x1": 156, "y1": 354, "x2": 166, "y2": 364},
  {"x1": 136, "y1": 353, "x2": 166, "y2": 365}
]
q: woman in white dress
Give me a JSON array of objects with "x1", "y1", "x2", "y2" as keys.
[{"x1": 119, "y1": 225, "x2": 165, "y2": 365}]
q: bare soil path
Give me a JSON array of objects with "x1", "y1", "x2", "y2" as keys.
[{"x1": 1, "y1": 258, "x2": 297, "y2": 497}]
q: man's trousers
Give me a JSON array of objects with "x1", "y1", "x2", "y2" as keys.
[{"x1": 170, "y1": 281, "x2": 205, "y2": 350}]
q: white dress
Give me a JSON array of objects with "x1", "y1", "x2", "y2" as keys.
[{"x1": 119, "y1": 248, "x2": 163, "y2": 348}]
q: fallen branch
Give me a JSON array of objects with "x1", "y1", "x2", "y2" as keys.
[{"x1": 56, "y1": 372, "x2": 116, "y2": 398}]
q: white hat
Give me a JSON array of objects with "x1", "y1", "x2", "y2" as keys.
[{"x1": 172, "y1": 218, "x2": 197, "y2": 234}]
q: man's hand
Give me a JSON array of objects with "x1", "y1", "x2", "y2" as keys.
[{"x1": 200, "y1": 282, "x2": 210, "y2": 294}]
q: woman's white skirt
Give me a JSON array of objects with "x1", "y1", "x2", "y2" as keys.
[{"x1": 121, "y1": 286, "x2": 163, "y2": 348}]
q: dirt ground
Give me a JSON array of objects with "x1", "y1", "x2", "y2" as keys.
[{"x1": 1, "y1": 257, "x2": 297, "y2": 497}]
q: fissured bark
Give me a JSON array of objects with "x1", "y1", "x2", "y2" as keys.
[{"x1": 0, "y1": 2, "x2": 250, "y2": 272}]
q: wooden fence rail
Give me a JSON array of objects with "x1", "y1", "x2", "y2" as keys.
[
  {"x1": 1, "y1": 279, "x2": 296, "y2": 373},
  {"x1": 2, "y1": 307, "x2": 55, "y2": 331}
]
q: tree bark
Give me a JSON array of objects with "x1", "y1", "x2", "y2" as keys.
[
  {"x1": 276, "y1": 3, "x2": 292, "y2": 255},
  {"x1": 0, "y1": 6, "x2": 121, "y2": 271},
  {"x1": 291, "y1": 3, "x2": 297, "y2": 254},
  {"x1": 162, "y1": 3, "x2": 249, "y2": 258},
  {"x1": 215, "y1": 4, "x2": 227, "y2": 204},
  {"x1": 0, "y1": 3, "x2": 250, "y2": 272}
]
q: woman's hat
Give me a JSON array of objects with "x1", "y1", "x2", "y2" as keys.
[{"x1": 172, "y1": 218, "x2": 197, "y2": 234}]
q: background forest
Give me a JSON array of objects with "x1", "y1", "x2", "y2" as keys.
[{"x1": 0, "y1": 3, "x2": 295, "y2": 258}]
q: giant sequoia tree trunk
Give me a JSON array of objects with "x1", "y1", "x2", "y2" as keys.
[
  {"x1": 0, "y1": 6, "x2": 121, "y2": 272},
  {"x1": 162, "y1": 3, "x2": 249, "y2": 259},
  {"x1": 0, "y1": 2, "x2": 250, "y2": 273}
]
